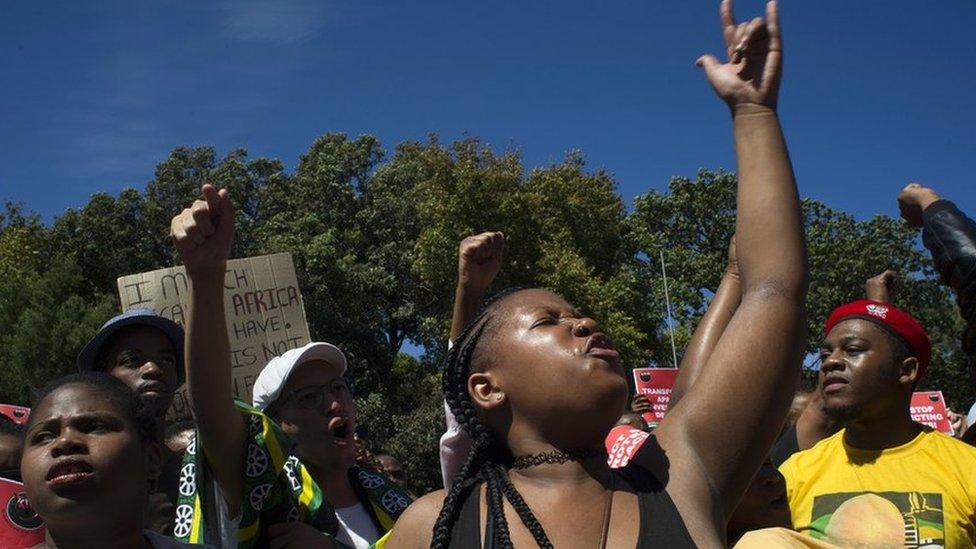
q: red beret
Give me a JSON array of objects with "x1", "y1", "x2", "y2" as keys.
[{"x1": 824, "y1": 299, "x2": 932, "y2": 378}]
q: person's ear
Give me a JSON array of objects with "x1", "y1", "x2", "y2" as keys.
[
  {"x1": 898, "y1": 357, "x2": 920, "y2": 386},
  {"x1": 469, "y1": 372, "x2": 506, "y2": 411},
  {"x1": 143, "y1": 442, "x2": 164, "y2": 485}
]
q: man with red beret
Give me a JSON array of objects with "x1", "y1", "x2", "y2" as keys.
[{"x1": 779, "y1": 299, "x2": 976, "y2": 547}]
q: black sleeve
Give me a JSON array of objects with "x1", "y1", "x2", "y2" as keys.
[{"x1": 921, "y1": 200, "x2": 976, "y2": 338}]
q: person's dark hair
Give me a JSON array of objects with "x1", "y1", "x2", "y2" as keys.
[
  {"x1": 0, "y1": 414, "x2": 25, "y2": 438},
  {"x1": 29, "y1": 372, "x2": 160, "y2": 445},
  {"x1": 431, "y1": 288, "x2": 554, "y2": 549}
]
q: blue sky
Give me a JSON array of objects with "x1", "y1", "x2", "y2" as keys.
[{"x1": 2, "y1": 0, "x2": 974, "y2": 224}]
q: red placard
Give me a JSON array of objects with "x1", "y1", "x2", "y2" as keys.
[
  {"x1": 0, "y1": 405, "x2": 29, "y2": 426},
  {"x1": 910, "y1": 391, "x2": 953, "y2": 435},
  {"x1": 0, "y1": 477, "x2": 45, "y2": 548},
  {"x1": 632, "y1": 367, "x2": 678, "y2": 426}
]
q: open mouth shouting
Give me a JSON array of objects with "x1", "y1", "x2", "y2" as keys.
[
  {"x1": 327, "y1": 417, "x2": 354, "y2": 447},
  {"x1": 46, "y1": 458, "x2": 95, "y2": 489}
]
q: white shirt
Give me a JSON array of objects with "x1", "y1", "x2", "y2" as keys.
[{"x1": 335, "y1": 502, "x2": 380, "y2": 549}]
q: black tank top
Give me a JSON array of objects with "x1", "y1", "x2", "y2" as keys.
[{"x1": 447, "y1": 475, "x2": 696, "y2": 548}]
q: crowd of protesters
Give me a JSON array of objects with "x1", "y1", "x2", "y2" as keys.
[{"x1": 2, "y1": 0, "x2": 976, "y2": 547}]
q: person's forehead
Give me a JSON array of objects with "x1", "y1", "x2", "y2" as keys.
[
  {"x1": 504, "y1": 289, "x2": 578, "y2": 316},
  {"x1": 107, "y1": 326, "x2": 174, "y2": 353},
  {"x1": 282, "y1": 359, "x2": 344, "y2": 392},
  {"x1": 824, "y1": 318, "x2": 887, "y2": 344},
  {"x1": 32, "y1": 384, "x2": 122, "y2": 424}
]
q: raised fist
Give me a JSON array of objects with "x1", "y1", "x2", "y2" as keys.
[
  {"x1": 865, "y1": 270, "x2": 897, "y2": 303},
  {"x1": 458, "y1": 231, "x2": 505, "y2": 292},
  {"x1": 897, "y1": 183, "x2": 941, "y2": 228},
  {"x1": 697, "y1": 0, "x2": 782, "y2": 110},
  {"x1": 170, "y1": 184, "x2": 235, "y2": 277}
]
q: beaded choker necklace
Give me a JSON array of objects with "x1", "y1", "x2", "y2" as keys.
[{"x1": 511, "y1": 448, "x2": 607, "y2": 469}]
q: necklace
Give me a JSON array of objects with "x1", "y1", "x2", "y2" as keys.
[{"x1": 511, "y1": 448, "x2": 607, "y2": 469}]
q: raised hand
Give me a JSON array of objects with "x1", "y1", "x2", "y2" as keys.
[
  {"x1": 631, "y1": 393, "x2": 652, "y2": 414},
  {"x1": 697, "y1": 0, "x2": 782, "y2": 110},
  {"x1": 170, "y1": 184, "x2": 235, "y2": 278},
  {"x1": 898, "y1": 183, "x2": 942, "y2": 228},
  {"x1": 457, "y1": 231, "x2": 505, "y2": 292},
  {"x1": 865, "y1": 270, "x2": 897, "y2": 303}
]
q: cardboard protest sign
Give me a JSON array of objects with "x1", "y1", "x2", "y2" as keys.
[
  {"x1": 117, "y1": 253, "x2": 311, "y2": 419},
  {"x1": 910, "y1": 391, "x2": 954, "y2": 435},
  {"x1": 0, "y1": 477, "x2": 45, "y2": 548},
  {"x1": 632, "y1": 367, "x2": 678, "y2": 426},
  {"x1": 0, "y1": 405, "x2": 29, "y2": 425}
]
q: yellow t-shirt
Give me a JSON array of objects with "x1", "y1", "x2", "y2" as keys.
[{"x1": 780, "y1": 428, "x2": 976, "y2": 548}]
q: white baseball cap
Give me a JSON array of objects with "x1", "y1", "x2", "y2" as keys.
[{"x1": 251, "y1": 341, "x2": 348, "y2": 411}]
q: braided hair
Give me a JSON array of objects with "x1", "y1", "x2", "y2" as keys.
[{"x1": 431, "y1": 289, "x2": 554, "y2": 549}]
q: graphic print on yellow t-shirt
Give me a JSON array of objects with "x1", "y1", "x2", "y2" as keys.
[
  {"x1": 779, "y1": 428, "x2": 976, "y2": 549},
  {"x1": 809, "y1": 491, "x2": 944, "y2": 546}
]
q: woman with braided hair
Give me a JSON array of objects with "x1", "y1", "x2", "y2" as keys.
[{"x1": 385, "y1": 1, "x2": 808, "y2": 546}]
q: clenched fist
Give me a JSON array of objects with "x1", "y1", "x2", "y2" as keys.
[
  {"x1": 170, "y1": 184, "x2": 235, "y2": 278},
  {"x1": 897, "y1": 183, "x2": 941, "y2": 228},
  {"x1": 458, "y1": 231, "x2": 505, "y2": 292}
]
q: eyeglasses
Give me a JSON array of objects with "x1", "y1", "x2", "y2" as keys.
[{"x1": 278, "y1": 379, "x2": 351, "y2": 411}]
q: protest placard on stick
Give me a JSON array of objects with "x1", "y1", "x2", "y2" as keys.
[
  {"x1": 910, "y1": 391, "x2": 954, "y2": 435},
  {"x1": 632, "y1": 367, "x2": 678, "y2": 426},
  {"x1": 117, "y1": 253, "x2": 311, "y2": 419}
]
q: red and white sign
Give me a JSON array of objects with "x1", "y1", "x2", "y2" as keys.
[
  {"x1": 0, "y1": 405, "x2": 29, "y2": 426},
  {"x1": 632, "y1": 367, "x2": 678, "y2": 425},
  {"x1": 0, "y1": 477, "x2": 45, "y2": 548},
  {"x1": 605, "y1": 425, "x2": 650, "y2": 469},
  {"x1": 910, "y1": 391, "x2": 953, "y2": 435}
]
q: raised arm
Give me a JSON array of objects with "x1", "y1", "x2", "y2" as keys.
[
  {"x1": 440, "y1": 231, "x2": 505, "y2": 487},
  {"x1": 668, "y1": 236, "x2": 742, "y2": 409},
  {"x1": 449, "y1": 232, "x2": 505, "y2": 341},
  {"x1": 654, "y1": 0, "x2": 808, "y2": 520},
  {"x1": 170, "y1": 184, "x2": 247, "y2": 513}
]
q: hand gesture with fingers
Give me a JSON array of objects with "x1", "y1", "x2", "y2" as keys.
[
  {"x1": 698, "y1": 0, "x2": 782, "y2": 110},
  {"x1": 458, "y1": 231, "x2": 505, "y2": 292},
  {"x1": 170, "y1": 184, "x2": 235, "y2": 278}
]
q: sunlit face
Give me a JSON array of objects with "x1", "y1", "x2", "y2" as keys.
[
  {"x1": 473, "y1": 289, "x2": 628, "y2": 444},
  {"x1": 102, "y1": 327, "x2": 178, "y2": 417},
  {"x1": 818, "y1": 319, "x2": 907, "y2": 422},
  {"x1": 273, "y1": 360, "x2": 357, "y2": 470},
  {"x1": 21, "y1": 384, "x2": 157, "y2": 530}
]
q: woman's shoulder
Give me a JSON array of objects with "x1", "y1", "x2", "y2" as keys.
[{"x1": 383, "y1": 488, "x2": 451, "y2": 548}]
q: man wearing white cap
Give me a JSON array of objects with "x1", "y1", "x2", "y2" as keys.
[{"x1": 169, "y1": 184, "x2": 410, "y2": 548}]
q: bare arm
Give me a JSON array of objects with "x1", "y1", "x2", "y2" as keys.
[
  {"x1": 654, "y1": 0, "x2": 808, "y2": 522},
  {"x1": 171, "y1": 184, "x2": 247, "y2": 513},
  {"x1": 668, "y1": 237, "x2": 742, "y2": 409},
  {"x1": 449, "y1": 232, "x2": 504, "y2": 341}
]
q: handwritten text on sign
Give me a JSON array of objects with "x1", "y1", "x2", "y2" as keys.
[
  {"x1": 117, "y1": 253, "x2": 311, "y2": 419},
  {"x1": 632, "y1": 367, "x2": 678, "y2": 426}
]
